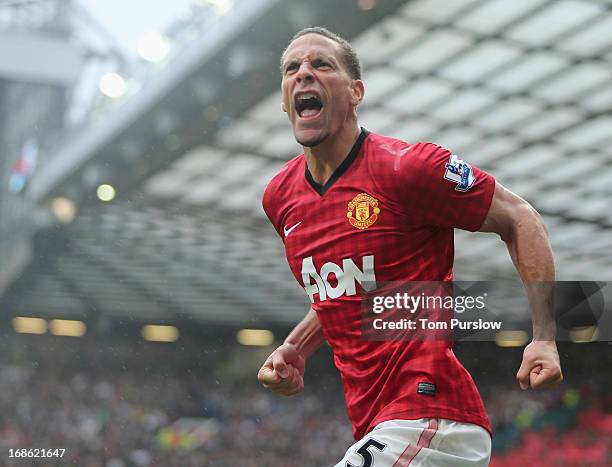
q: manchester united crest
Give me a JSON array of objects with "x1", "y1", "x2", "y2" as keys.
[{"x1": 347, "y1": 193, "x2": 380, "y2": 230}]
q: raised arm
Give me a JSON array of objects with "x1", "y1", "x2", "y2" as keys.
[
  {"x1": 479, "y1": 181, "x2": 563, "y2": 390},
  {"x1": 257, "y1": 308, "x2": 326, "y2": 396}
]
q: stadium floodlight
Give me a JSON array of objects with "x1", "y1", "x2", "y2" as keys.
[
  {"x1": 494, "y1": 330, "x2": 528, "y2": 348},
  {"x1": 569, "y1": 326, "x2": 599, "y2": 344},
  {"x1": 236, "y1": 329, "x2": 274, "y2": 346},
  {"x1": 50, "y1": 319, "x2": 87, "y2": 337},
  {"x1": 99, "y1": 72, "x2": 127, "y2": 98},
  {"x1": 142, "y1": 325, "x2": 179, "y2": 342},
  {"x1": 358, "y1": 0, "x2": 376, "y2": 11},
  {"x1": 51, "y1": 197, "x2": 77, "y2": 224},
  {"x1": 12, "y1": 317, "x2": 47, "y2": 335},
  {"x1": 96, "y1": 184, "x2": 116, "y2": 202},
  {"x1": 137, "y1": 31, "x2": 171, "y2": 63}
]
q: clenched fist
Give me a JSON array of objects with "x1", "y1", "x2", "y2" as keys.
[
  {"x1": 516, "y1": 340, "x2": 563, "y2": 390},
  {"x1": 257, "y1": 343, "x2": 306, "y2": 396}
]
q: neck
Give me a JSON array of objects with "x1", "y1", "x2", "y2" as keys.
[{"x1": 304, "y1": 123, "x2": 361, "y2": 186}]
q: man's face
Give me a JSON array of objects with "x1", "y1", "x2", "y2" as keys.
[{"x1": 281, "y1": 34, "x2": 363, "y2": 148}]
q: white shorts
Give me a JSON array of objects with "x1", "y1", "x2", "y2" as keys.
[{"x1": 334, "y1": 418, "x2": 491, "y2": 467}]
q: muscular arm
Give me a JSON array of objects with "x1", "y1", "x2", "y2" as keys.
[
  {"x1": 479, "y1": 181, "x2": 563, "y2": 389},
  {"x1": 257, "y1": 308, "x2": 326, "y2": 396},
  {"x1": 479, "y1": 181, "x2": 556, "y2": 339}
]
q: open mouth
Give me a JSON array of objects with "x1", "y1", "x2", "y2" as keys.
[{"x1": 295, "y1": 93, "x2": 323, "y2": 119}]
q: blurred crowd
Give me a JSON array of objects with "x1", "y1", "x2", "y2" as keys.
[
  {"x1": 0, "y1": 365, "x2": 353, "y2": 466},
  {"x1": 0, "y1": 336, "x2": 610, "y2": 466},
  {"x1": 0, "y1": 336, "x2": 352, "y2": 466}
]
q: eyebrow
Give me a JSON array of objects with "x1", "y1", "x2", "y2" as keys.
[
  {"x1": 282, "y1": 58, "x2": 298, "y2": 69},
  {"x1": 281, "y1": 54, "x2": 336, "y2": 71}
]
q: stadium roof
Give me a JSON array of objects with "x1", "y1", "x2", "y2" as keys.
[{"x1": 4, "y1": 0, "x2": 612, "y2": 327}]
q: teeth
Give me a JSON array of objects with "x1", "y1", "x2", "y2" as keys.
[{"x1": 298, "y1": 93, "x2": 318, "y2": 100}]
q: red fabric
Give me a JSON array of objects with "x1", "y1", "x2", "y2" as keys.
[{"x1": 263, "y1": 131, "x2": 494, "y2": 440}]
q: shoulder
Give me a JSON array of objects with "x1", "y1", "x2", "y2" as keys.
[
  {"x1": 263, "y1": 153, "x2": 303, "y2": 203},
  {"x1": 364, "y1": 132, "x2": 450, "y2": 173},
  {"x1": 364, "y1": 132, "x2": 414, "y2": 157},
  {"x1": 262, "y1": 153, "x2": 304, "y2": 229}
]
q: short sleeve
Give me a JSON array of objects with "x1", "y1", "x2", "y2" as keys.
[{"x1": 398, "y1": 142, "x2": 495, "y2": 231}]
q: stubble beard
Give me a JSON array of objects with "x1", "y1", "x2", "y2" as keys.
[{"x1": 295, "y1": 129, "x2": 329, "y2": 148}]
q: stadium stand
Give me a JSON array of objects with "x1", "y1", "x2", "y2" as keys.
[{"x1": 1, "y1": 337, "x2": 610, "y2": 466}]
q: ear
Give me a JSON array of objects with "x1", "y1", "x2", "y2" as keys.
[{"x1": 350, "y1": 79, "x2": 365, "y2": 107}]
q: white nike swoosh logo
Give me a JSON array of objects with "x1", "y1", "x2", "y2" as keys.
[{"x1": 283, "y1": 221, "x2": 302, "y2": 237}]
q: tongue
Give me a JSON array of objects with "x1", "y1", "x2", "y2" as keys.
[{"x1": 301, "y1": 108, "x2": 320, "y2": 117}]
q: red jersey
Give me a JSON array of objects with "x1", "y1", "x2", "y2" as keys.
[{"x1": 262, "y1": 129, "x2": 495, "y2": 440}]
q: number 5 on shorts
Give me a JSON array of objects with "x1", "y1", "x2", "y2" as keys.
[{"x1": 346, "y1": 438, "x2": 386, "y2": 467}]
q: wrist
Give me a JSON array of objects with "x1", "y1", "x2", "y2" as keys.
[
  {"x1": 284, "y1": 338, "x2": 316, "y2": 360},
  {"x1": 532, "y1": 323, "x2": 556, "y2": 341}
]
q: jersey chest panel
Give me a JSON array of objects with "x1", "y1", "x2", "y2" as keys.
[{"x1": 282, "y1": 179, "x2": 418, "y2": 306}]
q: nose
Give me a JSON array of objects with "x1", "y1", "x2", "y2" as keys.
[{"x1": 295, "y1": 61, "x2": 315, "y2": 83}]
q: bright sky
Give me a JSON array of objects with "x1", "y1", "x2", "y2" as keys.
[{"x1": 79, "y1": 0, "x2": 195, "y2": 55}]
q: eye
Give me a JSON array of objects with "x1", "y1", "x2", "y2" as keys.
[
  {"x1": 314, "y1": 60, "x2": 331, "y2": 69},
  {"x1": 284, "y1": 62, "x2": 298, "y2": 74}
]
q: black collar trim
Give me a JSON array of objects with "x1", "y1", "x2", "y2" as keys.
[{"x1": 305, "y1": 127, "x2": 369, "y2": 196}]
